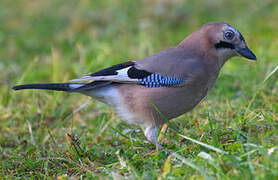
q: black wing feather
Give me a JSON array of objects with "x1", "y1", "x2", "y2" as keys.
[
  {"x1": 89, "y1": 61, "x2": 135, "y2": 77},
  {"x1": 87, "y1": 61, "x2": 152, "y2": 79},
  {"x1": 127, "y1": 66, "x2": 152, "y2": 79}
]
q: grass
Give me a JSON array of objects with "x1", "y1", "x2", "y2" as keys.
[{"x1": 1, "y1": 0, "x2": 278, "y2": 179}]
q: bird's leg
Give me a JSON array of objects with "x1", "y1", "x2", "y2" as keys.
[{"x1": 144, "y1": 126, "x2": 163, "y2": 149}]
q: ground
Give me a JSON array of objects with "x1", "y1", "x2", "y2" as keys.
[{"x1": 0, "y1": 0, "x2": 278, "y2": 179}]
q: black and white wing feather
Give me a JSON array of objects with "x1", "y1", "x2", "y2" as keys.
[{"x1": 69, "y1": 61, "x2": 185, "y2": 88}]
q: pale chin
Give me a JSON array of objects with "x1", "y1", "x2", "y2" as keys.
[{"x1": 217, "y1": 49, "x2": 236, "y2": 61}]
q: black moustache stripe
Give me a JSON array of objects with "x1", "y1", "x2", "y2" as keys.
[{"x1": 215, "y1": 41, "x2": 235, "y2": 49}]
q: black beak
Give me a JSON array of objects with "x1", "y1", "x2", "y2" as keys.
[{"x1": 235, "y1": 45, "x2": 257, "y2": 60}]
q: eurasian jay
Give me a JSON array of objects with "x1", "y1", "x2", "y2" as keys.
[{"x1": 13, "y1": 22, "x2": 257, "y2": 148}]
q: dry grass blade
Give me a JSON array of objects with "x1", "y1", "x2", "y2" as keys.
[
  {"x1": 66, "y1": 133, "x2": 84, "y2": 156},
  {"x1": 27, "y1": 120, "x2": 35, "y2": 146}
]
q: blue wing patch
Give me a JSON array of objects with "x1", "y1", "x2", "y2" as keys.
[{"x1": 139, "y1": 73, "x2": 184, "y2": 88}]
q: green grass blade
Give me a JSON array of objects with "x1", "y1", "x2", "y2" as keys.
[
  {"x1": 172, "y1": 152, "x2": 213, "y2": 180},
  {"x1": 244, "y1": 65, "x2": 278, "y2": 118},
  {"x1": 178, "y1": 134, "x2": 227, "y2": 154}
]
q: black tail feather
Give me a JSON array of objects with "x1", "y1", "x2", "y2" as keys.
[
  {"x1": 12, "y1": 81, "x2": 113, "y2": 92},
  {"x1": 12, "y1": 83, "x2": 76, "y2": 91}
]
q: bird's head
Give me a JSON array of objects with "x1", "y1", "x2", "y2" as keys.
[
  {"x1": 205, "y1": 22, "x2": 257, "y2": 61},
  {"x1": 180, "y1": 22, "x2": 257, "y2": 64}
]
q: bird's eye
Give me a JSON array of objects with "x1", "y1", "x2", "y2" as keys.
[{"x1": 224, "y1": 31, "x2": 235, "y2": 40}]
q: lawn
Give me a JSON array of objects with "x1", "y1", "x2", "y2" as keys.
[{"x1": 1, "y1": 0, "x2": 278, "y2": 179}]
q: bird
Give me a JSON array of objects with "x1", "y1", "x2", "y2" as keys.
[{"x1": 13, "y1": 22, "x2": 256, "y2": 149}]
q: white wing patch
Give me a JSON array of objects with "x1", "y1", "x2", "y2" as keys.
[{"x1": 116, "y1": 66, "x2": 132, "y2": 77}]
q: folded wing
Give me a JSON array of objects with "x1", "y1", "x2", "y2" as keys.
[{"x1": 69, "y1": 61, "x2": 185, "y2": 89}]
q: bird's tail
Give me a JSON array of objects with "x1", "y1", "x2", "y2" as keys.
[{"x1": 12, "y1": 83, "x2": 84, "y2": 92}]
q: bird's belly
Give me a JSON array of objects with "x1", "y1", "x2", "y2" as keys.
[
  {"x1": 83, "y1": 83, "x2": 209, "y2": 127},
  {"x1": 152, "y1": 87, "x2": 208, "y2": 120},
  {"x1": 115, "y1": 84, "x2": 209, "y2": 126}
]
